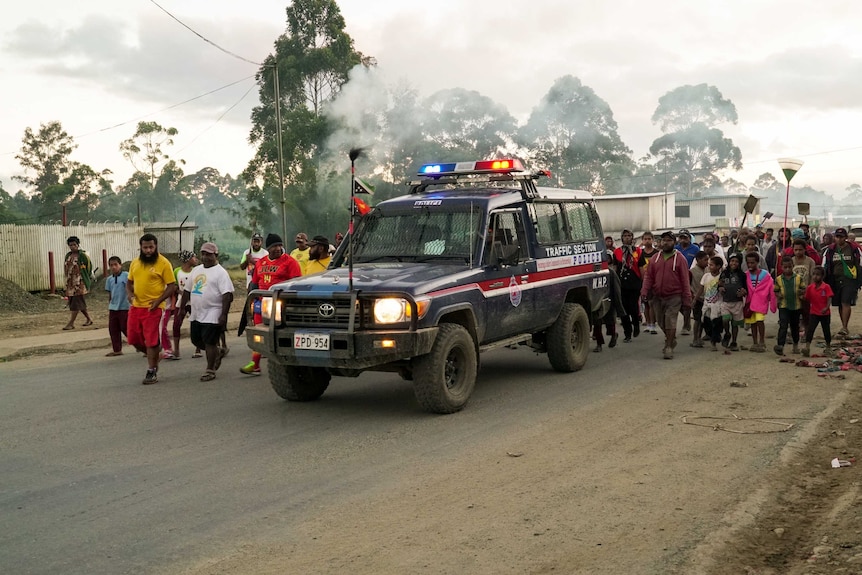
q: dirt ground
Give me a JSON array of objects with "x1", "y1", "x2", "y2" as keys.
[{"x1": 2, "y1": 276, "x2": 860, "y2": 573}]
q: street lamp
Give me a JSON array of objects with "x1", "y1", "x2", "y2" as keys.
[{"x1": 778, "y1": 157, "x2": 804, "y2": 251}]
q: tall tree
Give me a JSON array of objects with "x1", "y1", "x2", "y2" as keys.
[
  {"x1": 119, "y1": 121, "x2": 180, "y2": 191},
  {"x1": 245, "y1": 0, "x2": 371, "y2": 236},
  {"x1": 419, "y1": 88, "x2": 516, "y2": 160},
  {"x1": 14, "y1": 121, "x2": 77, "y2": 195},
  {"x1": 649, "y1": 83, "x2": 742, "y2": 196},
  {"x1": 518, "y1": 75, "x2": 634, "y2": 194}
]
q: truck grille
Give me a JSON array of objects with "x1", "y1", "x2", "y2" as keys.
[{"x1": 281, "y1": 298, "x2": 364, "y2": 327}]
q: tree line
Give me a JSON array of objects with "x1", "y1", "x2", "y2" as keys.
[{"x1": 1, "y1": 0, "x2": 857, "y2": 249}]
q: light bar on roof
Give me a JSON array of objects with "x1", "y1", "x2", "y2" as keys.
[{"x1": 418, "y1": 159, "x2": 524, "y2": 176}]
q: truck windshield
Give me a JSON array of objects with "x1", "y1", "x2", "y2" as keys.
[{"x1": 347, "y1": 209, "x2": 483, "y2": 264}]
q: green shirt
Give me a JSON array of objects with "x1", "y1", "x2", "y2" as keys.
[{"x1": 778, "y1": 274, "x2": 802, "y2": 311}]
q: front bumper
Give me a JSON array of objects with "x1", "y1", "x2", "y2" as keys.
[{"x1": 245, "y1": 325, "x2": 438, "y2": 369}]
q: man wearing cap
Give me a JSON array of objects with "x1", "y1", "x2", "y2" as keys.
[
  {"x1": 640, "y1": 231, "x2": 692, "y2": 359},
  {"x1": 306, "y1": 235, "x2": 332, "y2": 275},
  {"x1": 291, "y1": 232, "x2": 311, "y2": 276},
  {"x1": 177, "y1": 243, "x2": 234, "y2": 381},
  {"x1": 674, "y1": 230, "x2": 699, "y2": 267},
  {"x1": 241, "y1": 233, "x2": 302, "y2": 375},
  {"x1": 823, "y1": 228, "x2": 862, "y2": 337},
  {"x1": 613, "y1": 229, "x2": 642, "y2": 341},
  {"x1": 240, "y1": 233, "x2": 268, "y2": 288}
]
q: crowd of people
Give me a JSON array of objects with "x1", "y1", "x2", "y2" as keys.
[
  {"x1": 600, "y1": 224, "x2": 862, "y2": 360},
  {"x1": 60, "y1": 229, "x2": 341, "y2": 385}
]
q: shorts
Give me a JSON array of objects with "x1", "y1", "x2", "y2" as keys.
[
  {"x1": 127, "y1": 306, "x2": 163, "y2": 349},
  {"x1": 744, "y1": 312, "x2": 765, "y2": 325},
  {"x1": 650, "y1": 294, "x2": 682, "y2": 330},
  {"x1": 68, "y1": 294, "x2": 87, "y2": 311},
  {"x1": 721, "y1": 300, "x2": 745, "y2": 324},
  {"x1": 190, "y1": 321, "x2": 222, "y2": 349},
  {"x1": 833, "y1": 276, "x2": 858, "y2": 306},
  {"x1": 692, "y1": 299, "x2": 704, "y2": 323}
]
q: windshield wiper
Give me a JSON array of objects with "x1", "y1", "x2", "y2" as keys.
[{"x1": 355, "y1": 255, "x2": 404, "y2": 263}]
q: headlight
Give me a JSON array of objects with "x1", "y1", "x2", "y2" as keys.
[
  {"x1": 260, "y1": 297, "x2": 282, "y2": 323},
  {"x1": 373, "y1": 297, "x2": 430, "y2": 324}
]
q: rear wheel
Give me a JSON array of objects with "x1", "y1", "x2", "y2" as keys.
[
  {"x1": 547, "y1": 303, "x2": 590, "y2": 372},
  {"x1": 412, "y1": 324, "x2": 477, "y2": 414},
  {"x1": 268, "y1": 363, "x2": 331, "y2": 401}
]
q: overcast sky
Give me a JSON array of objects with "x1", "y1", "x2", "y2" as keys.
[{"x1": 2, "y1": 0, "x2": 861, "y2": 198}]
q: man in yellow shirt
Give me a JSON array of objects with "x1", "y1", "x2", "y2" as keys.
[
  {"x1": 126, "y1": 233, "x2": 177, "y2": 384},
  {"x1": 291, "y1": 232, "x2": 310, "y2": 275},
  {"x1": 306, "y1": 235, "x2": 331, "y2": 275}
]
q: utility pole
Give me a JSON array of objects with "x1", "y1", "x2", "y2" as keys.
[{"x1": 273, "y1": 62, "x2": 287, "y2": 240}]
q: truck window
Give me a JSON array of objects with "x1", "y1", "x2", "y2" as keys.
[
  {"x1": 485, "y1": 210, "x2": 528, "y2": 265},
  {"x1": 533, "y1": 203, "x2": 567, "y2": 244},
  {"x1": 562, "y1": 202, "x2": 600, "y2": 242}
]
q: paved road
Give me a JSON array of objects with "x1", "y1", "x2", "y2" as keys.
[{"x1": 0, "y1": 330, "x2": 829, "y2": 574}]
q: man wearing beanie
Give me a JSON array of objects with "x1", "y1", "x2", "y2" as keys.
[{"x1": 241, "y1": 233, "x2": 302, "y2": 375}]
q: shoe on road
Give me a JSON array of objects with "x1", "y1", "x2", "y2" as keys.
[
  {"x1": 240, "y1": 361, "x2": 261, "y2": 375},
  {"x1": 142, "y1": 369, "x2": 159, "y2": 385}
]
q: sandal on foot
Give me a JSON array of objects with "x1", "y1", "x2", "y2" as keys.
[
  {"x1": 200, "y1": 370, "x2": 217, "y2": 382},
  {"x1": 62, "y1": 325, "x2": 75, "y2": 330},
  {"x1": 192, "y1": 352, "x2": 202, "y2": 358},
  {"x1": 82, "y1": 320, "x2": 93, "y2": 327},
  {"x1": 105, "y1": 351, "x2": 123, "y2": 357}
]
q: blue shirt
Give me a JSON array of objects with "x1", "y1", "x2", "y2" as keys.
[
  {"x1": 105, "y1": 272, "x2": 130, "y2": 311},
  {"x1": 675, "y1": 243, "x2": 700, "y2": 266}
]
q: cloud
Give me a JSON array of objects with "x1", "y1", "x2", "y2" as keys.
[{"x1": 4, "y1": 13, "x2": 275, "y2": 124}]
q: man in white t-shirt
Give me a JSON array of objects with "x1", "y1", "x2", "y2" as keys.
[
  {"x1": 177, "y1": 242, "x2": 234, "y2": 381},
  {"x1": 240, "y1": 233, "x2": 268, "y2": 288}
]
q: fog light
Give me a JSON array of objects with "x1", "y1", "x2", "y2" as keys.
[
  {"x1": 253, "y1": 335, "x2": 263, "y2": 343},
  {"x1": 374, "y1": 339, "x2": 396, "y2": 349}
]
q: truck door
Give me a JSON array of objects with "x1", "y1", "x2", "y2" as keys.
[{"x1": 480, "y1": 209, "x2": 534, "y2": 341}]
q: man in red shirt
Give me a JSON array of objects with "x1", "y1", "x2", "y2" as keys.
[{"x1": 241, "y1": 233, "x2": 302, "y2": 375}]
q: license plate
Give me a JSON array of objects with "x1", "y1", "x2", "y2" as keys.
[{"x1": 294, "y1": 333, "x2": 330, "y2": 351}]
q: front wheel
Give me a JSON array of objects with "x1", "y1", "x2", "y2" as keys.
[
  {"x1": 412, "y1": 324, "x2": 478, "y2": 414},
  {"x1": 547, "y1": 302, "x2": 590, "y2": 372},
  {"x1": 268, "y1": 363, "x2": 331, "y2": 401}
]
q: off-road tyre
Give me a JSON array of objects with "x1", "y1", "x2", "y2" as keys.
[
  {"x1": 547, "y1": 302, "x2": 590, "y2": 372},
  {"x1": 269, "y1": 363, "x2": 331, "y2": 401},
  {"x1": 412, "y1": 323, "x2": 477, "y2": 414}
]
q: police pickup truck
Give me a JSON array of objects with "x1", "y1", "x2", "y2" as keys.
[{"x1": 245, "y1": 159, "x2": 611, "y2": 413}]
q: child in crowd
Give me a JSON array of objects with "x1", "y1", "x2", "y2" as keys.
[
  {"x1": 700, "y1": 256, "x2": 724, "y2": 351},
  {"x1": 719, "y1": 253, "x2": 747, "y2": 351},
  {"x1": 639, "y1": 232, "x2": 659, "y2": 334},
  {"x1": 774, "y1": 256, "x2": 806, "y2": 355},
  {"x1": 689, "y1": 251, "x2": 709, "y2": 348},
  {"x1": 744, "y1": 252, "x2": 776, "y2": 353},
  {"x1": 104, "y1": 256, "x2": 128, "y2": 357},
  {"x1": 803, "y1": 266, "x2": 834, "y2": 357}
]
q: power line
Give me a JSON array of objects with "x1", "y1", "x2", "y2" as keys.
[
  {"x1": 77, "y1": 75, "x2": 257, "y2": 137},
  {"x1": 176, "y1": 80, "x2": 258, "y2": 153},
  {"x1": 148, "y1": 0, "x2": 263, "y2": 66},
  {"x1": 0, "y1": 75, "x2": 257, "y2": 158}
]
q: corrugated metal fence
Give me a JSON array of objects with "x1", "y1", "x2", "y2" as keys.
[{"x1": 0, "y1": 222, "x2": 196, "y2": 292}]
